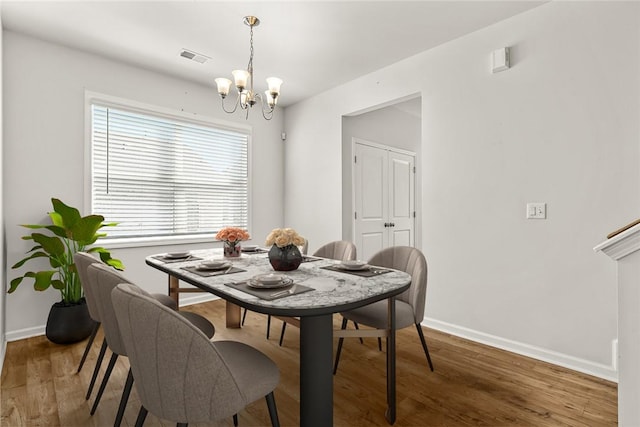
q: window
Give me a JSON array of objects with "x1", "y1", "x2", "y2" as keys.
[{"x1": 90, "y1": 100, "x2": 250, "y2": 241}]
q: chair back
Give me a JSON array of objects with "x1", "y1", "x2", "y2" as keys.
[
  {"x1": 74, "y1": 252, "x2": 102, "y2": 322},
  {"x1": 111, "y1": 283, "x2": 245, "y2": 423},
  {"x1": 299, "y1": 239, "x2": 309, "y2": 255},
  {"x1": 313, "y1": 240, "x2": 357, "y2": 261},
  {"x1": 368, "y1": 246, "x2": 428, "y2": 322},
  {"x1": 86, "y1": 263, "x2": 135, "y2": 356}
]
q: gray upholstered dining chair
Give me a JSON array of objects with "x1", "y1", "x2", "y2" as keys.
[
  {"x1": 276, "y1": 240, "x2": 357, "y2": 346},
  {"x1": 313, "y1": 240, "x2": 357, "y2": 261},
  {"x1": 332, "y1": 246, "x2": 434, "y2": 374},
  {"x1": 83, "y1": 261, "x2": 215, "y2": 427},
  {"x1": 111, "y1": 282, "x2": 281, "y2": 427},
  {"x1": 74, "y1": 252, "x2": 178, "y2": 402}
]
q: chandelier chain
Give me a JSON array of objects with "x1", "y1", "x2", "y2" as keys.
[{"x1": 248, "y1": 24, "x2": 254, "y2": 76}]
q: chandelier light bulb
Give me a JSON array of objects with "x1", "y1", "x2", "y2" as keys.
[
  {"x1": 232, "y1": 70, "x2": 250, "y2": 91},
  {"x1": 214, "y1": 78, "x2": 232, "y2": 98},
  {"x1": 266, "y1": 77, "x2": 283, "y2": 96},
  {"x1": 265, "y1": 90, "x2": 277, "y2": 108}
]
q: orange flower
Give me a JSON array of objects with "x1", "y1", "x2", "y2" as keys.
[{"x1": 216, "y1": 227, "x2": 250, "y2": 243}]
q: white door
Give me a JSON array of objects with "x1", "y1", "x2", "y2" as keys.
[{"x1": 353, "y1": 140, "x2": 415, "y2": 261}]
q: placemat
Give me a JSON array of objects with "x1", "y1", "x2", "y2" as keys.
[
  {"x1": 224, "y1": 281, "x2": 314, "y2": 301},
  {"x1": 181, "y1": 266, "x2": 246, "y2": 278},
  {"x1": 302, "y1": 256, "x2": 323, "y2": 263},
  {"x1": 320, "y1": 265, "x2": 392, "y2": 277},
  {"x1": 152, "y1": 254, "x2": 203, "y2": 263}
]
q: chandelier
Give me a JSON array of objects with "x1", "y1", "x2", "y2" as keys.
[{"x1": 214, "y1": 16, "x2": 282, "y2": 121}]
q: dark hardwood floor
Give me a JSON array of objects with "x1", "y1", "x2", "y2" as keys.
[{"x1": 1, "y1": 299, "x2": 617, "y2": 426}]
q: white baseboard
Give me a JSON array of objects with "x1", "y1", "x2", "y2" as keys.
[
  {"x1": 422, "y1": 317, "x2": 618, "y2": 383},
  {"x1": 5, "y1": 295, "x2": 220, "y2": 343},
  {"x1": 0, "y1": 338, "x2": 6, "y2": 375},
  {"x1": 6, "y1": 325, "x2": 45, "y2": 342}
]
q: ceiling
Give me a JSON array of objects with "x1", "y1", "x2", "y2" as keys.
[{"x1": 1, "y1": 1, "x2": 547, "y2": 107}]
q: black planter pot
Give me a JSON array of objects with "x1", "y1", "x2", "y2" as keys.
[
  {"x1": 45, "y1": 298, "x2": 94, "y2": 344},
  {"x1": 268, "y1": 244, "x2": 303, "y2": 271}
]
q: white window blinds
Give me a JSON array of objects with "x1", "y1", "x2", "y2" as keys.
[{"x1": 91, "y1": 103, "x2": 249, "y2": 239}]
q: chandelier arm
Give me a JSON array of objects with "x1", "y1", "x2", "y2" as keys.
[
  {"x1": 220, "y1": 95, "x2": 240, "y2": 114},
  {"x1": 254, "y1": 93, "x2": 275, "y2": 120}
]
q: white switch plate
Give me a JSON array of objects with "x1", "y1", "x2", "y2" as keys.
[{"x1": 526, "y1": 202, "x2": 546, "y2": 219}]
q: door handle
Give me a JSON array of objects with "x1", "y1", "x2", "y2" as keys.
[
  {"x1": 390, "y1": 222, "x2": 395, "y2": 227},
  {"x1": 384, "y1": 222, "x2": 389, "y2": 228}
]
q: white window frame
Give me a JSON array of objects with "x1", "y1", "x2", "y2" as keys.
[{"x1": 84, "y1": 91, "x2": 252, "y2": 249}]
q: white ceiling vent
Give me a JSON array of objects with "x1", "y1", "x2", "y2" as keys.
[{"x1": 180, "y1": 49, "x2": 209, "y2": 64}]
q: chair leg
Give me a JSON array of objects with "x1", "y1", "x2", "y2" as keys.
[
  {"x1": 278, "y1": 322, "x2": 287, "y2": 347},
  {"x1": 378, "y1": 337, "x2": 382, "y2": 352},
  {"x1": 241, "y1": 307, "x2": 247, "y2": 326},
  {"x1": 114, "y1": 368, "x2": 134, "y2": 427},
  {"x1": 77, "y1": 321, "x2": 100, "y2": 373},
  {"x1": 134, "y1": 406, "x2": 148, "y2": 427},
  {"x1": 265, "y1": 391, "x2": 280, "y2": 427},
  {"x1": 233, "y1": 414, "x2": 238, "y2": 426},
  {"x1": 266, "y1": 315, "x2": 272, "y2": 339},
  {"x1": 353, "y1": 321, "x2": 364, "y2": 344},
  {"x1": 86, "y1": 338, "x2": 108, "y2": 400},
  {"x1": 91, "y1": 352, "x2": 119, "y2": 415},
  {"x1": 415, "y1": 323, "x2": 434, "y2": 372},
  {"x1": 333, "y1": 317, "x2": 348, "y2": 375}
]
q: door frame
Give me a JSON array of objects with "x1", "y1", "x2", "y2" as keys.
[{"x1": 351, "y1": 137, "x2": 417, "y2": 252}]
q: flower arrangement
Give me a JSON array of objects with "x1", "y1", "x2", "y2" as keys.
[
  {"x1": 215, "y1": 227, "x2": 250, "y2": 245},
  {"x1": 265, "y1": 228, "x2": 305, "y2": 248}
]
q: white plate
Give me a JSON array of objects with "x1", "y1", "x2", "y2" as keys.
[
  {"x1": 338, "y1": 260, "x2": 369, "y2": 271},
  {"x1": 165, "y1": 252, "x2": 190, "y2": 259},
  {"x1": 197, "y1": 261, "x2": 230, "y2": 271},
  {"x1": 247, "y1": 276, "x2": 293, "y2": 289},
  {"x1": 242, "y1": 245, "x2": 260, "y2": 252},
  {"x1": 255, "y1": 273, "x2": 285, "y2": 285}
]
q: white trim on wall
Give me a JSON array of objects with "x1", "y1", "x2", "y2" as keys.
[
  {"x1": 422, "y1": 317, "x2": 618, "y2": 382},
  {"x1": 5, "y1": 293, "x2": 219, "y2": 342}
]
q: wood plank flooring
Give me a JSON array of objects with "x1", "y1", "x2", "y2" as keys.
[{"x1": 2, "y1": 299, "x2": 617, "y2": 426}]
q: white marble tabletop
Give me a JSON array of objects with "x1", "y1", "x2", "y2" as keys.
[{"x1": 146, "y1": 248, "x2": 411, "y2": 316}]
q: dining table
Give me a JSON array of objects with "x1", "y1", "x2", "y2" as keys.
[{"x1": 146, "y1": 248, "x2": 411, "y2": 427}]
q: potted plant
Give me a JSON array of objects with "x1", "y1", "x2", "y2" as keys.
[{"x1": 9, "y1": 198, "x2": 123, "y2": 344}]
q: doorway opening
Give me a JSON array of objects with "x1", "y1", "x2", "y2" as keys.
[{"x1": 341, "y1": 95, "x2": 422, "y2": 260}]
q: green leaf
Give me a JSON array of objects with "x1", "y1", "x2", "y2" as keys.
[
  {"x1": 31, "y1": 233, "x2": 65, "y2": 257},
  {"x1": 11, "y1": 251, "x2": 50, "y2": 269},
  {"x1": 71, "y1": 215, "x2": 105, "y2": 244},
  {"x1": 51, "y1": 279, "x2": 66, "y2": 290},
  {"x1": 33, "y1": 271, "x2": 55, "y2": 291},
  {"x1": 8, "y1": 277, "x2": 24, "y2": 293},
  {"x1": 90, "y1": 247, "x2": 125, "y2": 271},
  {"x1": 20, "y1": 224, "x2": 49, "y2": 230},
  {"x1": 43, "y1": 224, "x2": 68, "y2": 240},
  {"x1": 51, "y1": 198, "x2": 81, "y2": 230}
]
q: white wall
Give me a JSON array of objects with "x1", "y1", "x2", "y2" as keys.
[
  {"x1": 3, "y1": 31, "x2": 285, "y2": 340},
  {"x1": 0, "y1": 10, "x2": 6, "y2": 369},
  {"x1": 285, "y1": 1, "x2": 640, "y2": 379},
  {"x1": 341, "y1": 104, "x2": 421, "y2": 248}
]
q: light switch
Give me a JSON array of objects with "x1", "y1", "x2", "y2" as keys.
[{"x1": 526, "y1": 202, "x2": 546, "y2": 219}]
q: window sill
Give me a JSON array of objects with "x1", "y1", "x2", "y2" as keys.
[{"x1": 96, "y1": 234, "x2": 219, "y2": 250}]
